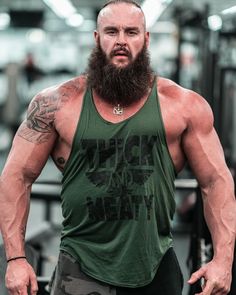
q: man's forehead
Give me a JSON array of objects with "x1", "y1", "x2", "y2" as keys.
[
  {"x1": 97, "y1": 3, "x2": 145, "y2": 28},
  {"x1": 99, "y1": 3, "x2": 142, "y2": 16}
]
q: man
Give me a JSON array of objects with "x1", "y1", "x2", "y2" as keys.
[{"x1": 0, "y1": 1, "x2": 235, "y2": 294}]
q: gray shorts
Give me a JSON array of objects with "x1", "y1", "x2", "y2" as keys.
[{"x1": 49, "y1": 248, "x2": 183, "y2": 295}]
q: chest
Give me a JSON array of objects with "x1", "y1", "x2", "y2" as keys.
[
  {"x1": 58, "y1": 94, "x2": 184, "y2": 142},
  {"x1": 53, "y1": 90, "x2": 186, "y2": 171}
]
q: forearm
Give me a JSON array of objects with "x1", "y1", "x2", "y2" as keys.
[
  {"x1": 0, "y1": 174, "x2": 32, "y2": 260},
  {"x1": 201, "y1": 172, "x2": 236, "y2": 266}
]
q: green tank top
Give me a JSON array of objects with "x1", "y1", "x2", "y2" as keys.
[{"x1": 60, "y1": 78, "x2": 176, "y2": 287}]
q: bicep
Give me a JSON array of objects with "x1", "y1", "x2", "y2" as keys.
[
  {"x1": 182, "y1": 100, "x2": 229, "y2": 188},
  {"x1": 2, "y1": 121, "x2": 57, "y2": 181},
  {"x1": 2, "y1": 89, "x2": 59, "y2": 180}
]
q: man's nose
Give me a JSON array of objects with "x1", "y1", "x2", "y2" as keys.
[{"x1": 116, "y1": 32, "x2": 127, "y2": 45}]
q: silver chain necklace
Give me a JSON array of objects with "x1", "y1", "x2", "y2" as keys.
[{"x1": 113, "y1": 104, "x2": 124, "y2": 115}]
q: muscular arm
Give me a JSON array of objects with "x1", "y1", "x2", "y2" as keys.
[
  {"x1": 182, "y1": 91, "x2": 236, "y2": 294},
  {"x1": 0, "y1": 91, "x2": 58, "y2": 294}
]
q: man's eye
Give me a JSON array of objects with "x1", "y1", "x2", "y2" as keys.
[
  {"x1": 107, "y1": 30, "x2": 116, "y2": 35},
  {"x1": 128, "y1": 31, "x2": 138, "y2": 35}
]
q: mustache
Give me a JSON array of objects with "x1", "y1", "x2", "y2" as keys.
[{"x1": 110, "y1": 46, "x2": 132, "y2": 59}]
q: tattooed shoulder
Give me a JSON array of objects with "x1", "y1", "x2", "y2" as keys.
[{"x1": 18, "y1": 91, "x2": 59, "y2": 144}]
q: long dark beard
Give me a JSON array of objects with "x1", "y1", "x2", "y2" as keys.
[{"x1": 86, "y1": 43, "x2": 154, "y2": 107}]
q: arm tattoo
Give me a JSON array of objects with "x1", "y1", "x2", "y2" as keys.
[
  {"x1": 18, "y1": 95, "x2": 58, "y2": 144},
  {"x1": 27, "y1": 100, "x2": 55, "y2": 133}
]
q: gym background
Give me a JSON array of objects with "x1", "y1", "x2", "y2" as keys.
[{"x1": 0, "y1": 0, "x2": 235, "y2": 294}]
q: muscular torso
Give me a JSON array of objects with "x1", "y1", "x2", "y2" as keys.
[{"x1": 49, "y1": 75, "x2": 187, "y2": 173}]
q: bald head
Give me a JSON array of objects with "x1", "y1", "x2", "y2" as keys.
[{"x1": 97, "y1": 0, "x2": 146, "y2": 31}]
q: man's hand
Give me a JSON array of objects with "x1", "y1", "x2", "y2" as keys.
[
  {"x1": 5, "y1": 259, "x2": 38, "y2": 295},
  {"x1": 188, "y1": 259, "x2": 232, "y2": 295}
]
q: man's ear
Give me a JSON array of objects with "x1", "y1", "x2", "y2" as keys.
[
  {"x1": 94, "y1": 30, "x2": 99, "y2": 45},
  {"x1": 145, "y1": 31, "x2": 150, "y2": 48}
]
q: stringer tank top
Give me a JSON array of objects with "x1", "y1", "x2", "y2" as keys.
[{"x1": 60, "y1": 78, "x2": 176, "y2": 287}]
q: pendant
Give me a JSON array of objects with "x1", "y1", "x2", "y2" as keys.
[{"x1": 113, "y1": 104, "x2": 124, "y2": 115}]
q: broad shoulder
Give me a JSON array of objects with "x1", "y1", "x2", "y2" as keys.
[
  {"x1": 20, "y1": 75, "x2": 87, "y2": 139},
  {"x1": 157, "y1": 76, "x2": 203, "y2": 106},
  {"x1": 157, "y1": 76, "x2": 214, "y2": 131},
  {"x1": 26, "y1": 75, "x2": 87, "y2": 125},
  {"x1": 31, "y1": 75, "x2": 87, "y2": 106}
]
